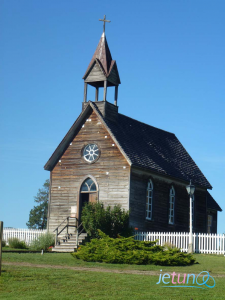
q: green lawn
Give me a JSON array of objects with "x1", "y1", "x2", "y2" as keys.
[
  {"x1": 2, "y1": 252, "x2": 225, "y2": 275},
  {"x1": 1, "y1": 253, "x2": 224, "y2": 299},
  {"x1": 2, "y1": 247, "x2": 31, "y2": 252}
]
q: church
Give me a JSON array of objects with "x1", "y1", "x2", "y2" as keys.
[{"x1": 44, "y1": 17, "x2": 222, "y2": 244}]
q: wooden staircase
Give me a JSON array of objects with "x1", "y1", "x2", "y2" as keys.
[
  {"x1": 52, "y1": 232, "x2": 87, "y2": 252},
  {"x1": 52, "y1": 216, "x2": 87, "y2": 252}
]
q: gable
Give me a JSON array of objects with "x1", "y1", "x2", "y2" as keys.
[
  {"x1": 108, "y1": 61, "x2": 121, "y2": 85},
  {"x1": 56, "y1": 110, "x2": 129, "y2": 170},
  {"x1": 85, "y1": 60, "x2": 106, "y2": 83},
  {"x1": 44, "y1": 103, "x2": 130, "y2": 171}
]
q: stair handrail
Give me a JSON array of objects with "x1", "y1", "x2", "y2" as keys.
[
  {"x1": 75, "y1": 222, "x2": 85, "y2": 248},
  {"x1": 54, "y1": 216, "x2": 77, "y2": 245}
]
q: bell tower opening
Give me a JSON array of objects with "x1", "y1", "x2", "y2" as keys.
[{"x1": 82, "y1": 15, "x2": 121, "y2": 112}]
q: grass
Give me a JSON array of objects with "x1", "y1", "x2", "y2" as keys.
[
  {"x1": 2, "y1": 252, "x2": 225, "y2": 275},
  {"x1": 0, "y1": 265, "x2": 224, "y2": 300},
  {"x1": 1, "y1": 253, "x2": 225, "y2": 299},
  {"x1": 2, "y1": 246, "x2": 51, "y2": 253},
  {"x1": 3, "y1": 247, "x2": 30, "y2": 252}
]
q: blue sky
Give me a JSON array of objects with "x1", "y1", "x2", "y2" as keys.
[{"x1": 1, "y1": 1, "x2": 224, "y2": 233}]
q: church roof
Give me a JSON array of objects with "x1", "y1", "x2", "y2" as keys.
[
  {"x1": 44, "y1": 102, "x2": 212, "y2": 189},
  {"x1": 92, "y1": 105, "x2": 212, "y2": 189},
  {"x1": 207, "y1": 191, "x2": 222, "y2": 211},
  {"x1": 83, "y1": 33, "x2": 120, "y2": 82}
]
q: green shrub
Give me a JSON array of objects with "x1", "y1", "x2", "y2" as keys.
[
  {"x1": 72, "y1": 230, "x2": 196, "y2": 266},
  {"x1": 1, "y1": 240, "x2": 6, "y2": 247},
  {"x1": 8, "y1": 238, "x2": 27, "y2": 249},
  {"x1": 81, "y1": 202, "x2": 132, "y2": 238},
  {"x1": 30, "y1": 232, "x2": 55, "y2": 251}
]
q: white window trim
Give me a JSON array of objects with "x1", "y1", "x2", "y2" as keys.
[
  {"x1": 168, "y1": 186, "x2": 175, "y2": 224},
  {"x1": 146, "y1": 179, "x2": 153, "y2": 220}
]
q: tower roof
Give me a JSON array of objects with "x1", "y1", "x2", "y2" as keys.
[{"x1": 83, "y1": 32, "x2": 120, "y2": 84}]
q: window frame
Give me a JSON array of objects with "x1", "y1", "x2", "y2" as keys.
[
  {"x1": 207, "y1": 215, "x2": 213, "y2": 233},
  {"x1": 80, "y1": 178, "x2": 97, "y2": 193},
  {"x1": 82, "y1": 143, "x2": 100, "y2": 164},
  {"x1": 168, "y1": 186, "x2": 175, "y2": 225},
  {"x1": 146, "y1": 179, "x2": 153, "y2": 220}
]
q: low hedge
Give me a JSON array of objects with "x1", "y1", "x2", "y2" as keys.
[{"x1": 72, "y1": 230, "x2": 196, "y2": 266}]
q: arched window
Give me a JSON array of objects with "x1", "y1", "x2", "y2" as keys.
[
  {"x1": 80, "y1": 178, "x2": 97, "y2": 192},
  {"x1": 146, "y1": 179, "x2": 153, "y2": 220},
  {"x1": 168, "y1": 186, "x2": 175, "y2": 224}
]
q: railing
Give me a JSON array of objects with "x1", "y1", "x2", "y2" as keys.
[
  {"x1": 53, "y1": 217, "x2": 85, "y2": 247},
  {"x1": 75, "y1": 222, "x2": 85, "y2": 248},
  {"x1": 134, "y1": 231, "x2": 225, "y2": 254},
  {"x1": 3, "y1": 228, "x2": 46, "y2": 246},
  {"x1": 53, "y1": 217, "x2": 77, "y2": 245}
]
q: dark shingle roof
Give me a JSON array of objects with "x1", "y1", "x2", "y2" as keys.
[
  {"x1": 45, "y1": 101, "x2": 212, "y2": 189},
  {"x1": 102, "y1": 112, "x2": 212, "y2": 189},
  {"x1": 207, "y1": 192, "x2": 222, "y2": 211}
]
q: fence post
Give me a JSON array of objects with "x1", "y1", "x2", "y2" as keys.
[{"x1": 0, "y1": 221, "x2": 3, "y2": 276}]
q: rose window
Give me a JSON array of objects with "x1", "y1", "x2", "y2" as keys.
[{"x1": 83, "y1": 144, "x2": 100, "y2": 163}]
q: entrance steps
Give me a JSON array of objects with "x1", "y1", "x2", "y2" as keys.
[{"x1": 52, "y1": 233, "x2": 88, "y2": 253}]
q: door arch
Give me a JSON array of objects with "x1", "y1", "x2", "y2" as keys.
[{"x1": 78, "y1": 176, "x2": 98, "y2": 222}]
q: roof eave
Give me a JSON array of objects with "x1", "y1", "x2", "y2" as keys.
[
  {"x1": 44, "y1": 101, "x2": 132, "y2": 171},
  {"x1": 131, "y1": 164, "x2": 212, "y2": 190}
]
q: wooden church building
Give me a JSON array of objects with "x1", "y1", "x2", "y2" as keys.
[{"x1": 44, "y1": 18, "x2": 222, "y2": 239}]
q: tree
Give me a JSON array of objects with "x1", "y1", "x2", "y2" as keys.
[{"x1": 26, "y1": 179, "x2": 49, "y2": 229}]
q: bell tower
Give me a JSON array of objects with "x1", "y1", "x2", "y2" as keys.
[{"x1": 82, "y1": 16, "x2": 121, "y2": 121}]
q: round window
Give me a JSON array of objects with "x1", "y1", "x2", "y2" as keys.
[{"x1": 83, "y1": 144, "x2": 100, "y2": 163}]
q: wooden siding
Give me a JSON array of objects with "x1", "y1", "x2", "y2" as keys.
[
  {"x1": 85, "y1": 62, "x2": 106, "y2": 83},
  {"x1": 104, "y1": 101, "x2": 118, "y2": 122},
  {"x1": 108, "y1": 64, "x2": 120, "y2": 85},
  {"x1": 48, "y1": 110, "x2": 130, "y2": 234},
  {"x1": 82, "y1": 101, "x2": 118, "y2": 123},
  {"x1": 129, "y1": 168, "x2": 208, "y2": 233},
  {"x1": 207, "y1": 210, "x2": 218, "y2": 234}
]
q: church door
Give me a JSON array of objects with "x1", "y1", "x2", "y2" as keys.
[{"x1": 79, "y1": 178, "x2": 98, "y2": 222}]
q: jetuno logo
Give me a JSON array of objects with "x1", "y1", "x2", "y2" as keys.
[{"x1": 156, "y1": 270, "x2": 215, "y2": 289}]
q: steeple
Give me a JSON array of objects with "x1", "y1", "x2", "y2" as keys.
[{"x1": 82, "y1": 16, "x2": 121, "y2": 106}]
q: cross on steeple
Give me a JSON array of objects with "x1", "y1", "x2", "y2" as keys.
[{"x1": 99, "y1": 15, "x2": 111, "y2": 33}]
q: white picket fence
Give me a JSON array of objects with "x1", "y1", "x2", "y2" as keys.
[
  {"x1": 135, "y1": 232, "x2": 225, "y2": 255},
  {"x1": 3, "y1": 228, "x2": 47, "y2": 246}
]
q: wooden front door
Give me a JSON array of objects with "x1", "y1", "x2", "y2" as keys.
[
  {"x1": 79, "y1": 192, "x2": 97, "y2": 223},
  {"x1": 89, "y1": 193, "x2": 97, "y2": 203}
]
